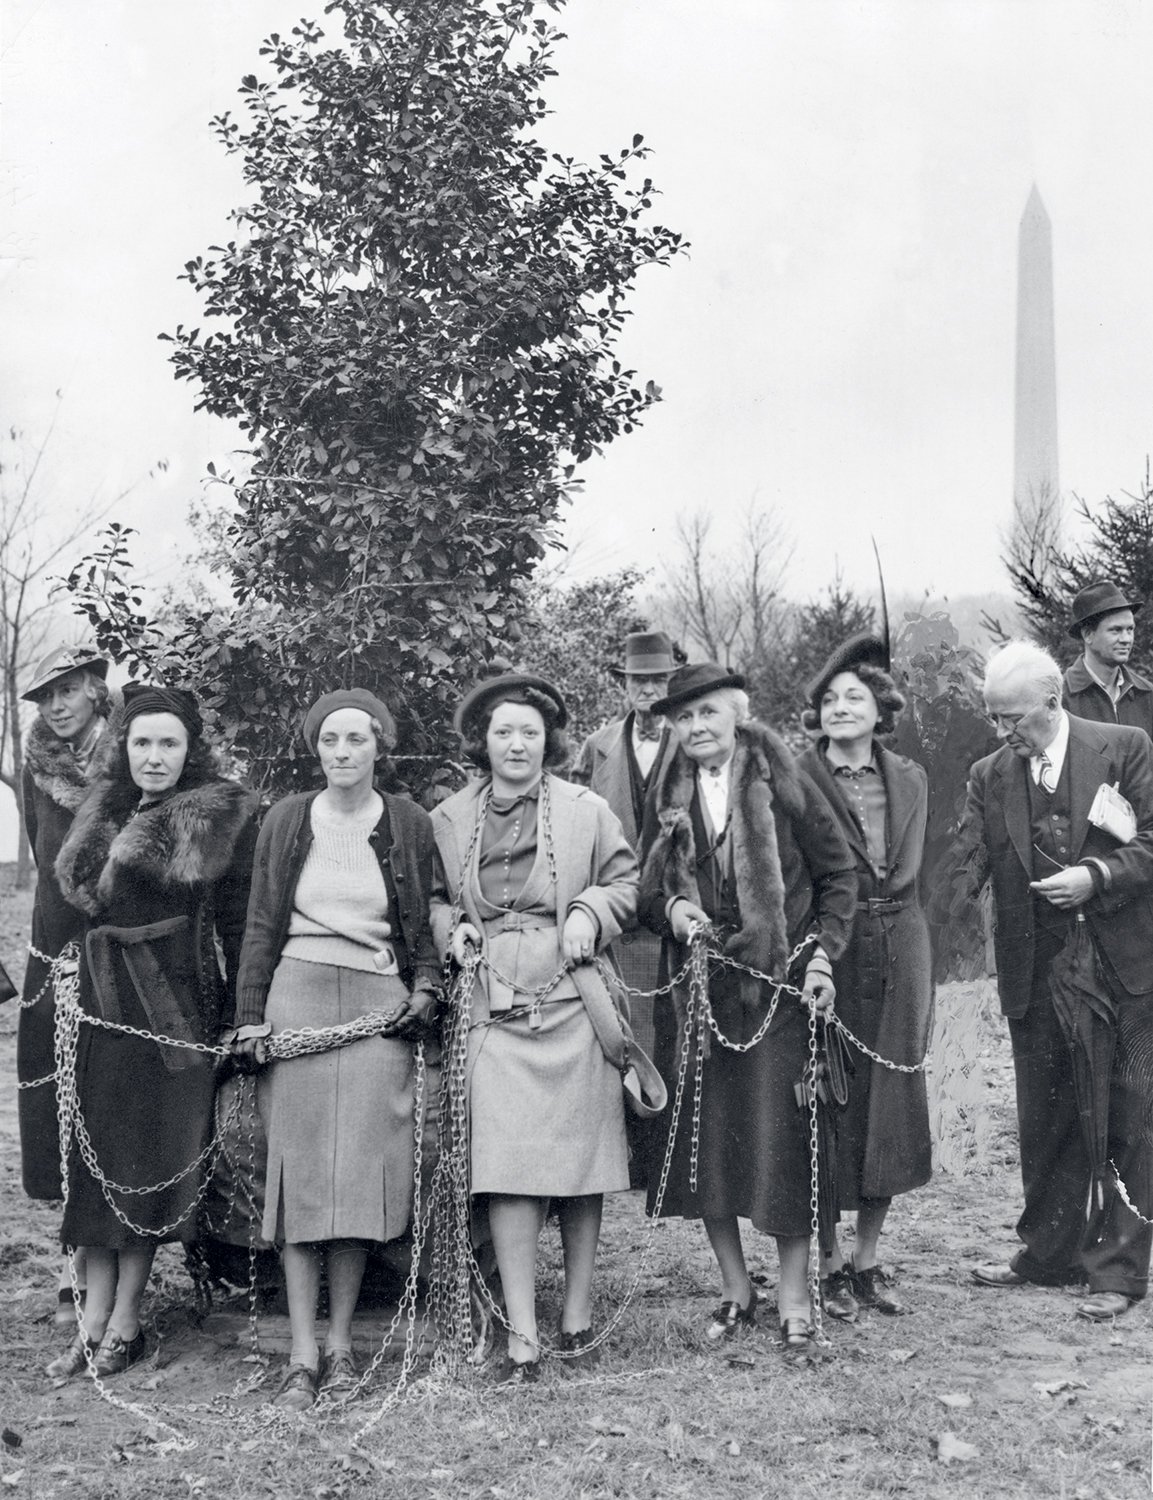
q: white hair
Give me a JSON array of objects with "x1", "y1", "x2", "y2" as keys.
[
  {"x1": 717, "y1": 686, "x2": 752, "y2": 724},
  {"x1": 982, "y1": 640, "x2": 1063, "y2": 702}
]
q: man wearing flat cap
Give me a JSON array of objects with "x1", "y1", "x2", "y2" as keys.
[
  {"x1": 572, "y1": 633, "x2": 678, "y2": 1172},
  {"x1": 1062, "y1": 581, "x2": 1153, "y2": 741},
  {"x1": 9, "y1": 640, "x2": 112, "y2": 1317}
]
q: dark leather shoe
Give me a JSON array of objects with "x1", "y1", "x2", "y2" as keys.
[
  {"x1": 46, "y1": 1331, "x2": 99, "y2": 1380},
  {"x1": 779, "y1": 1315, "x2": 814, "y2": 1348},
  {"x1": 970, "y1": 1263, "x2": 1024, "y2": 1288},
  {"x1": 820, "y1": 1268, "x2": 859, "y2": 1321},
  {"x1": 319, "y1": 1349, "x2": 358, "y2": 1396},
  {"x1": 54, "y1": 1287, "x2": 87, "y2": 1327},
  {"x1": 93, "y1": 1329, "x2": 147, "y2": 1377},
  {"x1": 557, "y1": 1326, "x2": 599, "y2": 1364},
  {"x1": 272, "y1": 1362, "x2": 320, "y2": 1411},
  {"x1": 705, "y1": 1290, "x2": 758, "y2": 1342},
  {"x1": 1076, "y1": 1292, "x2": 1133, "y2": 1321},
  {"x1": 851, "y1": 1262, "x2": 906, "y2": 1315},
  {"x1": 494, "y1": 1355, "x2": 541, "y2": 1386}
]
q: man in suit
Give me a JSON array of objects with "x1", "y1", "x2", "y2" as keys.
[
  {"x1": 1062, "y1": 580, "x2": 1153, "y2": 740},
  {"x1": 571, "y1": 632, "x2": 678, "y2": 1182},
  {"x1": 962, "y1": 640, "x2": 1153, "y2": 1319}
]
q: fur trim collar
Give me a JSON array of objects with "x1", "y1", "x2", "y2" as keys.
[
  {"x1": 56, "y1": 776, "x2": 257, "y2": 916},
  {"x1": 641, "y1": 720, "x2": 806, "y2": 987},
  {"x1": 23, "y1": 717, "x2": 110, "y2": 814}
]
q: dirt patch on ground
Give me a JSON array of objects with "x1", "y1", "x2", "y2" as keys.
[{"x1": 0, "y1": 864, "x2": 1149, "y2": 1499}]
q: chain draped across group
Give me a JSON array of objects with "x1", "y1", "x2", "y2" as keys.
[{"x1": 27, "y1": 926, "x2": 1145, "y2": 1449}]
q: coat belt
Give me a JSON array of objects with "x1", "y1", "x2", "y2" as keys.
[{"x1": 857, "y1": 897, "x2": 908, "y2": 916}]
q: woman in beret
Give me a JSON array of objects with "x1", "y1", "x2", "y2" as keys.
[
  {"x1": 49, "y1": 684, "x2": 258, "y2": 1379},
  {"x1": 798, "y1": 635, "x2": 932, "y2": 1318},
  {"x1": 232, "y1": 689, "x2": 440, "y2": 1411},
  {"x1": 431, "y1": 673, "x2": 639, "y2": 1383},
  {"x1": 639, "y1": 663, "x2": 856, "y2": 1349}
]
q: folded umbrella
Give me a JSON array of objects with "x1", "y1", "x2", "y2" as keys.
[{"x1": 1047, "y1": 914, "x2": 1118, "y2": 1217}]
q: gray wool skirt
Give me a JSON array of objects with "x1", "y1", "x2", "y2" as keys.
[
  {"x1": 468, "y1": 996, "x2": 628, "y2": 1198},
  {"x1": 259, "y1": 958, "x2": 417, "y2": 1245}
]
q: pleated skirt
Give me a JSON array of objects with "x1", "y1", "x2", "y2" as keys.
[
  {"x1": 468, "y1": 997, "x2": 628, "y2": 1198},
  {"x1": 259, "y1": 958, "x2": 416, "y2": 1245}
]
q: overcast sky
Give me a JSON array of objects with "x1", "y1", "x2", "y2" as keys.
[{"x1": 4, "y1": 1, "x2": 1153, "y2": 845}]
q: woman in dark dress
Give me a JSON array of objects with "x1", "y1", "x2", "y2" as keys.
[
  {"x1": 47, "y1": 685, "x2": 257, "y2": 1379},
  {"x1": 799, "y1": 634, "x2": 932, "y2": 1318},
  {"x1": 10, "y1": 643, "x2": 112, "y2": 1320},
  {"x1": 639, "y1": 663, "x2": 856, "y2": 1348}
]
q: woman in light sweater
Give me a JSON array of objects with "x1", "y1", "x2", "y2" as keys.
[{"x1": 232, "y1": 690, "x2": 440, "y2": 1411}]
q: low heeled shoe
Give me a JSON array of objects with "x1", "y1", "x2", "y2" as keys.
[
  {"x1": 272, "y1": 1362, "x2": 320, "y2": 1411},
  {"x1": 494, "y1": 1355, "x2": 541, "y2": 1387},
  {"x1": 705, "y1": 1290, "x2": 758, "y2": 1342},
  {"x1": 851, "y1": 1261, "x2": 905, "y2": 1315},
  {"x1": 557, "y1": 1326, "x2": 599, "y2": 1364},
  {"x1": 819, "y1": 1268, "x2": 859, "y2": 1321},
  {"x1": 93, "y1": 1329, "x2": 147, "y2": 1378},
  {"x1": 970, "y1": 1263, "x2": 1025, "y2": 1288},
  {"x1": 779, "y1": 1315, "x2": 814, "y2": 1349},
  {"x1": 46, "y1": 1330, "x2": 99, "y2": 1380},
  {"x1": 319, "y1": 1349, "x2": 358, "y2": 1395},
  {"x1": 1075, "y1": 1292, "x2": 1133, "y2": 1322}
]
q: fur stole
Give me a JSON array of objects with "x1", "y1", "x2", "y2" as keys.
[
  {"x1": 23, "y1": 717, "x2": 110, "y2": 815},
  {"x1": 640, "y1": 719, "x2": 808, "y2": 991},
  {"x1": 56, "y1": 775, "x2": 257, "y2": 917}
]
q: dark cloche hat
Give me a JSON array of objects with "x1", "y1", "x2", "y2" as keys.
[
  {"x1": 651, "y1": 662, "x2": 745, "y2": 717},
  {"x1": 806, "y1": 633, "x2": 890, "y2": 713},
  {"x1": 609, "y1": 631, "x2": 677, "y2": 679},
  {"x1": 1068, "y1": 581, "x2": 1143, "y2": 637},
  {"x1": 21, "y1": 642, "x2": 109, "y2": 702},
  {"x1": 121, "y1": 682, "x2": 205, "y2": 740},
  {"x1": 454, "y1": 672, "x2": 568, "y2": 735},
  {"x1": 302, "y1": 689, "x2": 398, "y2": 753}
]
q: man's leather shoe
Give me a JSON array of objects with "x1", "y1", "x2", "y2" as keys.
[
  {"x1": 1075, "y1": 1292, "x2": 1132, "y2": 1321},
  {"x1": 820, "y1": 1268, "x2": 859, "y2": 1321},
  {"x1": 970, "y1": 1263, "x2": 1025, "y2": 1287},
  {"x1": 851, "y1": 1261, "x2": 906, "y2": 1315},
  {"x1": 93, "y1": 1329, "x2": 147, "y2": 1377}
]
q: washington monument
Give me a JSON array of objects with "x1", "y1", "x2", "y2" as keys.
[{"x1": 1013, "y1": 185, "x2": 1059, "y2": 517}]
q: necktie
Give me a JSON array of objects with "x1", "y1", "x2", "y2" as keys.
[
  {"x1": 635, "y1": 723, "x2": 661, "y2": 743},
  {"x1": 1037, "y1": 752, "x2": 1056, "y2": 794}
]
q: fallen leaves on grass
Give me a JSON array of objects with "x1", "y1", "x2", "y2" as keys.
[
  {"x1": 932, "y1": 1431, "x2": 980, "y2": 1464},
  {"x1": 587, "y1": 1414, "x2": 628, "y2": 1437},
  {"x1": 936, "y1": 1392, "x2": 972, "y2": 1408},
  {"x1": 887, "y1": 1348, "x2": 917, "y2": 1364},
  {"x1": 1033, "y1": 1377, "x2": 1088, "y2": 1397}
]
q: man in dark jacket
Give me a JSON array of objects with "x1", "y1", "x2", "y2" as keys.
[
  {"x1": 960, "y1": 640, "x2": 1153, "y2": 1320},
  {"x1": 1062, "y1": 581, "x2": 1153, "y2": 740}
]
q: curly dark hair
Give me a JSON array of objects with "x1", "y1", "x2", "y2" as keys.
[
  {"x1": 103, "y1": 717, "x2": 222, "y2": 810},
  {"x1": 802, "y1": 662, "x2": 906, "y2": 737},
  {"x1": 461, "y1": 687, "x2": 570, "y2": 773}
]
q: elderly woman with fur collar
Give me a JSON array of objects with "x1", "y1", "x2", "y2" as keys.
[
  {"x1": 47, "y1": 684, "x2": 258, "y2": 1381},
  {"x1": 797, "y1": 635, "x2": 932, "y2": 1320},
  {"x1": 12, "y1": 643, "x2": 112, "y2": 1322},
  {"x1": 639, "y1": 663, "x2": 856, "y2": 1349}
]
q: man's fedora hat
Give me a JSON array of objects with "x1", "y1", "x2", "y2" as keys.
[
  {"x1": 609, "y1": 631, "x2": 677, "y2": 679},
  {"x1": 1069, "y1": 581, "x2": 1143, "y2": 636},
  {"x1": 651, "y1": 661, "x2": 745, "y2": 717},
  {"x1": 805, "y1": 632, "x2": 890, "y2": 713},
  {"x1": 454, "y1": 671, "x2": 568, "y2": 735},
  {"x1": 21, "y1": 643, "x2": 109, "y2": 702}
]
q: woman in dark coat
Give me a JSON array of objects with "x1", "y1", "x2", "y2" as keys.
[
  {"x1": 11, "y1": 643, "x2": 112, "y2": 1320},
  {"x1": 48, "y1": 684, "x2": 258, "y2": 1380},
  {"x1": 639, "y1": 663, "x2": 856, "y2": 1348},
  {"x1": 798, "y1": 634, "x2": 932, "y2": 1318},
  {"x1": 231, "y1": 690, "x2": 440, "y2": 1412}
]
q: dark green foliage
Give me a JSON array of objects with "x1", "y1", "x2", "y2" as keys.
[
  {"x1": 515, "y1": 567, "x2": 652, "y2": 749},
  {"x1": 989, "y1": 473, "x2": 1153, "y2": 672},
  {"x1": 65, "y1": 0, "x2": 683, "y2": 797}
]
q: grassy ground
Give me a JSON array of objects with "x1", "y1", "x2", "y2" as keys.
[{"x1": 0, "y1": 864, "x2": 1149, "y2": 1499}]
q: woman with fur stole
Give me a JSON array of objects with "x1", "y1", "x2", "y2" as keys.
[
  {"x1": 13, "y1": 643, "x2": 113, "y2": 1320},
  {"x1": 48, "y1": 684, "x2": 258, "y2": 1380},
  {"x1": 639, "y1": 663, "x2": 856, "y2": 1349}
]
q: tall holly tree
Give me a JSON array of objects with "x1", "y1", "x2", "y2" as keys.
[{"x1": 68, "y1": 0, "x2": 682, "y2": 796}]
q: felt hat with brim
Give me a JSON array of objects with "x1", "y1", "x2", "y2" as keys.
[
  {"x1": 1069, "y1": 581, "x2": 1143, "y2": 636},
  {"x1": 21, "y1": 644, "x2": 109, "y2": 702},
  {"x1": 302, "y1": 690, "x2": 398, "y2": 753},
  {"x1": 609, "y1": 631, "x2": 676, "y2": 679},
  {"x1": 805, "y1": 633, "x2": 890, "y2": 713},
  {"x1": 454, "y1": 672, "x2": 568, "y2": 734},
  {"x1": 651, "y1": 662, "x2": 746, "y2": 717}
]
